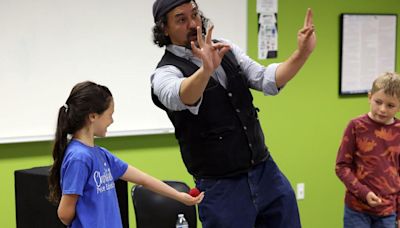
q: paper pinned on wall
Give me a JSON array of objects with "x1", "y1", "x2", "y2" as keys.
[{"x1": 257, "y1": 0, "x2": 278, "y2": 59}]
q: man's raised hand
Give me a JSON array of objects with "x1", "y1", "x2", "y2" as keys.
[{"x1": 191, "y1": 25, "x2": 230, "y2": 76}]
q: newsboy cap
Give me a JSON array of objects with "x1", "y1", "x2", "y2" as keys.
[{"x1": 152, "y1": 0, "x2": 193, "y2": 23}]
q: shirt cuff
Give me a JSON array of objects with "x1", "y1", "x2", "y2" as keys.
[
  {"x1": 358, "y1": 187, "x2": 371, "y2": 202},
  {"x1": 263, "y1": 63, "x2": 282, "y2": 95},
  {"x1": 184, "y1": 97, "x2": 202, "y2": 115}
]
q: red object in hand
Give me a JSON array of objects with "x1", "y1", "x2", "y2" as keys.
[{"x1": 189, "y1": 187, "x2": 200, "y2": 197}]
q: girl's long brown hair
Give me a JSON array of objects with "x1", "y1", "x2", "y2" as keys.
[{"x1": 48, "y1": 81, "x2": 112, "y2": 204}]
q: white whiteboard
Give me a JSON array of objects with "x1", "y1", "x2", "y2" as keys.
[{"x1": 0, "y1": 0, "x2": 247, "y2": 143}]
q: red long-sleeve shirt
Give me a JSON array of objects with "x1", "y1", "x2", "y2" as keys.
[{"x1": 336, "y1": 114, "x2": 400, "y2": 218}]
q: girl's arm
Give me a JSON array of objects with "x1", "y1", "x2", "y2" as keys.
[
  {"x1": 57, "y1": 194, "x2": 79, "y2": 226},
  {"x1": 120, "y1": 165, "x2": 203, "y2": 206}
]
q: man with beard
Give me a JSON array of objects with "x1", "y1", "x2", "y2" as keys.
[{"x1": 150, "y1": 0, "x2": 316, "y2": 227}]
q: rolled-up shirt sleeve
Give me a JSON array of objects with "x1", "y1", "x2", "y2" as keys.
[
  {"x1": 244, "y1": 61, "x2": 280, "y2": 95},
  {"x1": 151, "y1": 65, "x2": 202, "y2": 114}
]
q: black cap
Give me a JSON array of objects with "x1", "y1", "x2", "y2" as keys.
[{"x1": 152, "y1": 0, "x2": 192, "y2": 23}]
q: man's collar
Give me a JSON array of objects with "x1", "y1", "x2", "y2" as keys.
[{"x1": 166, "y1": 44, "x2": 193, "y2": 59}]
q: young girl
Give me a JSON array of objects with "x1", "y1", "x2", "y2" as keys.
[{"x1": 48, "y1": 81, "x2": 203, "y2": 227}]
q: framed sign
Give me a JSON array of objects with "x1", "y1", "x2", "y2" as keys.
[{"x1": 339, "y1": 14, "x2": 397, "y2": 95}]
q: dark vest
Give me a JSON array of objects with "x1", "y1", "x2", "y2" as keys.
[{"x1": 152, "y1": 50, "x2": 269, "y2": 178}]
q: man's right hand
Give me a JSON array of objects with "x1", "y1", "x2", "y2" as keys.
[
  {"x1": 191, "y1": 25, "x2": 230, "y2": 76},
  {"x1": 179, "y1": 25, "x2": 231, "y2": 106}
]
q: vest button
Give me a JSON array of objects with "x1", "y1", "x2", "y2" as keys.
[
  {"x1": 251, "y1": 159, "x2": 255, "y2": 164},
  {"x1": 243, "y1": 126, "x2": 247, "y2": 130},
  {"x1": 236, "y1": 109, "x2": 240, "y2": 113},
  {"x1": 219, "y1": 136, "x2": 223, "y2": 140},
  {"x1": 249, "y1": 143, "x2": 252, "y2": 148},
  {"x1": 228, "y1": 92, "x2": 233, "y2": 97}
]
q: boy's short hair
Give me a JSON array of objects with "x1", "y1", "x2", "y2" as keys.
[{"x1": 370, "y1": 72, "x2": 400, "y2": 98}]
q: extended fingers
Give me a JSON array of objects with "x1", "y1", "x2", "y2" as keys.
[
  {"x1": 303, "y1": 8, "x2": 313, "y2": 28},
  {"x1": 212, "y1": 43, "x2": 230, "y2": 50},
  {"x1": 196, "y1": 26, "x2": 204, "y2": 47},
  {"x1": 205, "y1": 25, "x2": 214, "y2": 44},
  {"x1": 299, "y1": 26, "x2": 315, "y2": 37},
  {"x1": 212, "y1": 43, "x2": 231, "y2": 56},
  {"x1": 191, "y1": 41, "x2": 201, "y2": 56},
  {"x1": 218, "y1": 46, "x2": 231, "y2": 58}
]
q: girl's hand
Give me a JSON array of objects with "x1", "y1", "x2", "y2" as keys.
[{"x1": 179, "y1": 191, "x2": 204, "y2": 206}]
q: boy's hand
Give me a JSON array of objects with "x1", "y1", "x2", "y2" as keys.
[{"x1": 366, "y1": 191, "x2": 382, "y2": 207}]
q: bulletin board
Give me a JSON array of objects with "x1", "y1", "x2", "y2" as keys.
[{"x1": 339, "y1": 14, "x2": 397, "y2": 95}]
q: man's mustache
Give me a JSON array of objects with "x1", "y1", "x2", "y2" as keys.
[{"x1": 187, "y1": 29, "x2": 197, "y2": 39}]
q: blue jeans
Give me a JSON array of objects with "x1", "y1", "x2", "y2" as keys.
[
  {"x1": 344, "y1": 205, "x2": 396, "y2": 228},
  {"x1": 195, "y1": 155, "x2": 301, "y2": 228}
]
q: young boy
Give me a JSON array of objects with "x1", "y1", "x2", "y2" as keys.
[{"x1": 336, "y1": 72, "x2": 400, "y2": 228}]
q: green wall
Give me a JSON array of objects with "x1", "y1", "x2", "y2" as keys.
[
  {"x1": 247, "y1": 0, "x2": 400, "y2": 227},
  {"x1": 1, "y1": 0, "x2": 399, "y2": 227}
]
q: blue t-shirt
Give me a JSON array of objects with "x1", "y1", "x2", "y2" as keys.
[{"x1": 60, "y1": 139, "x2": 128, "y2": 228}]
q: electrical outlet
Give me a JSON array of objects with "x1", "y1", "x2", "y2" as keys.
[{"x1": 296, "y1": 183, "x2": 305, "y2": 200}]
